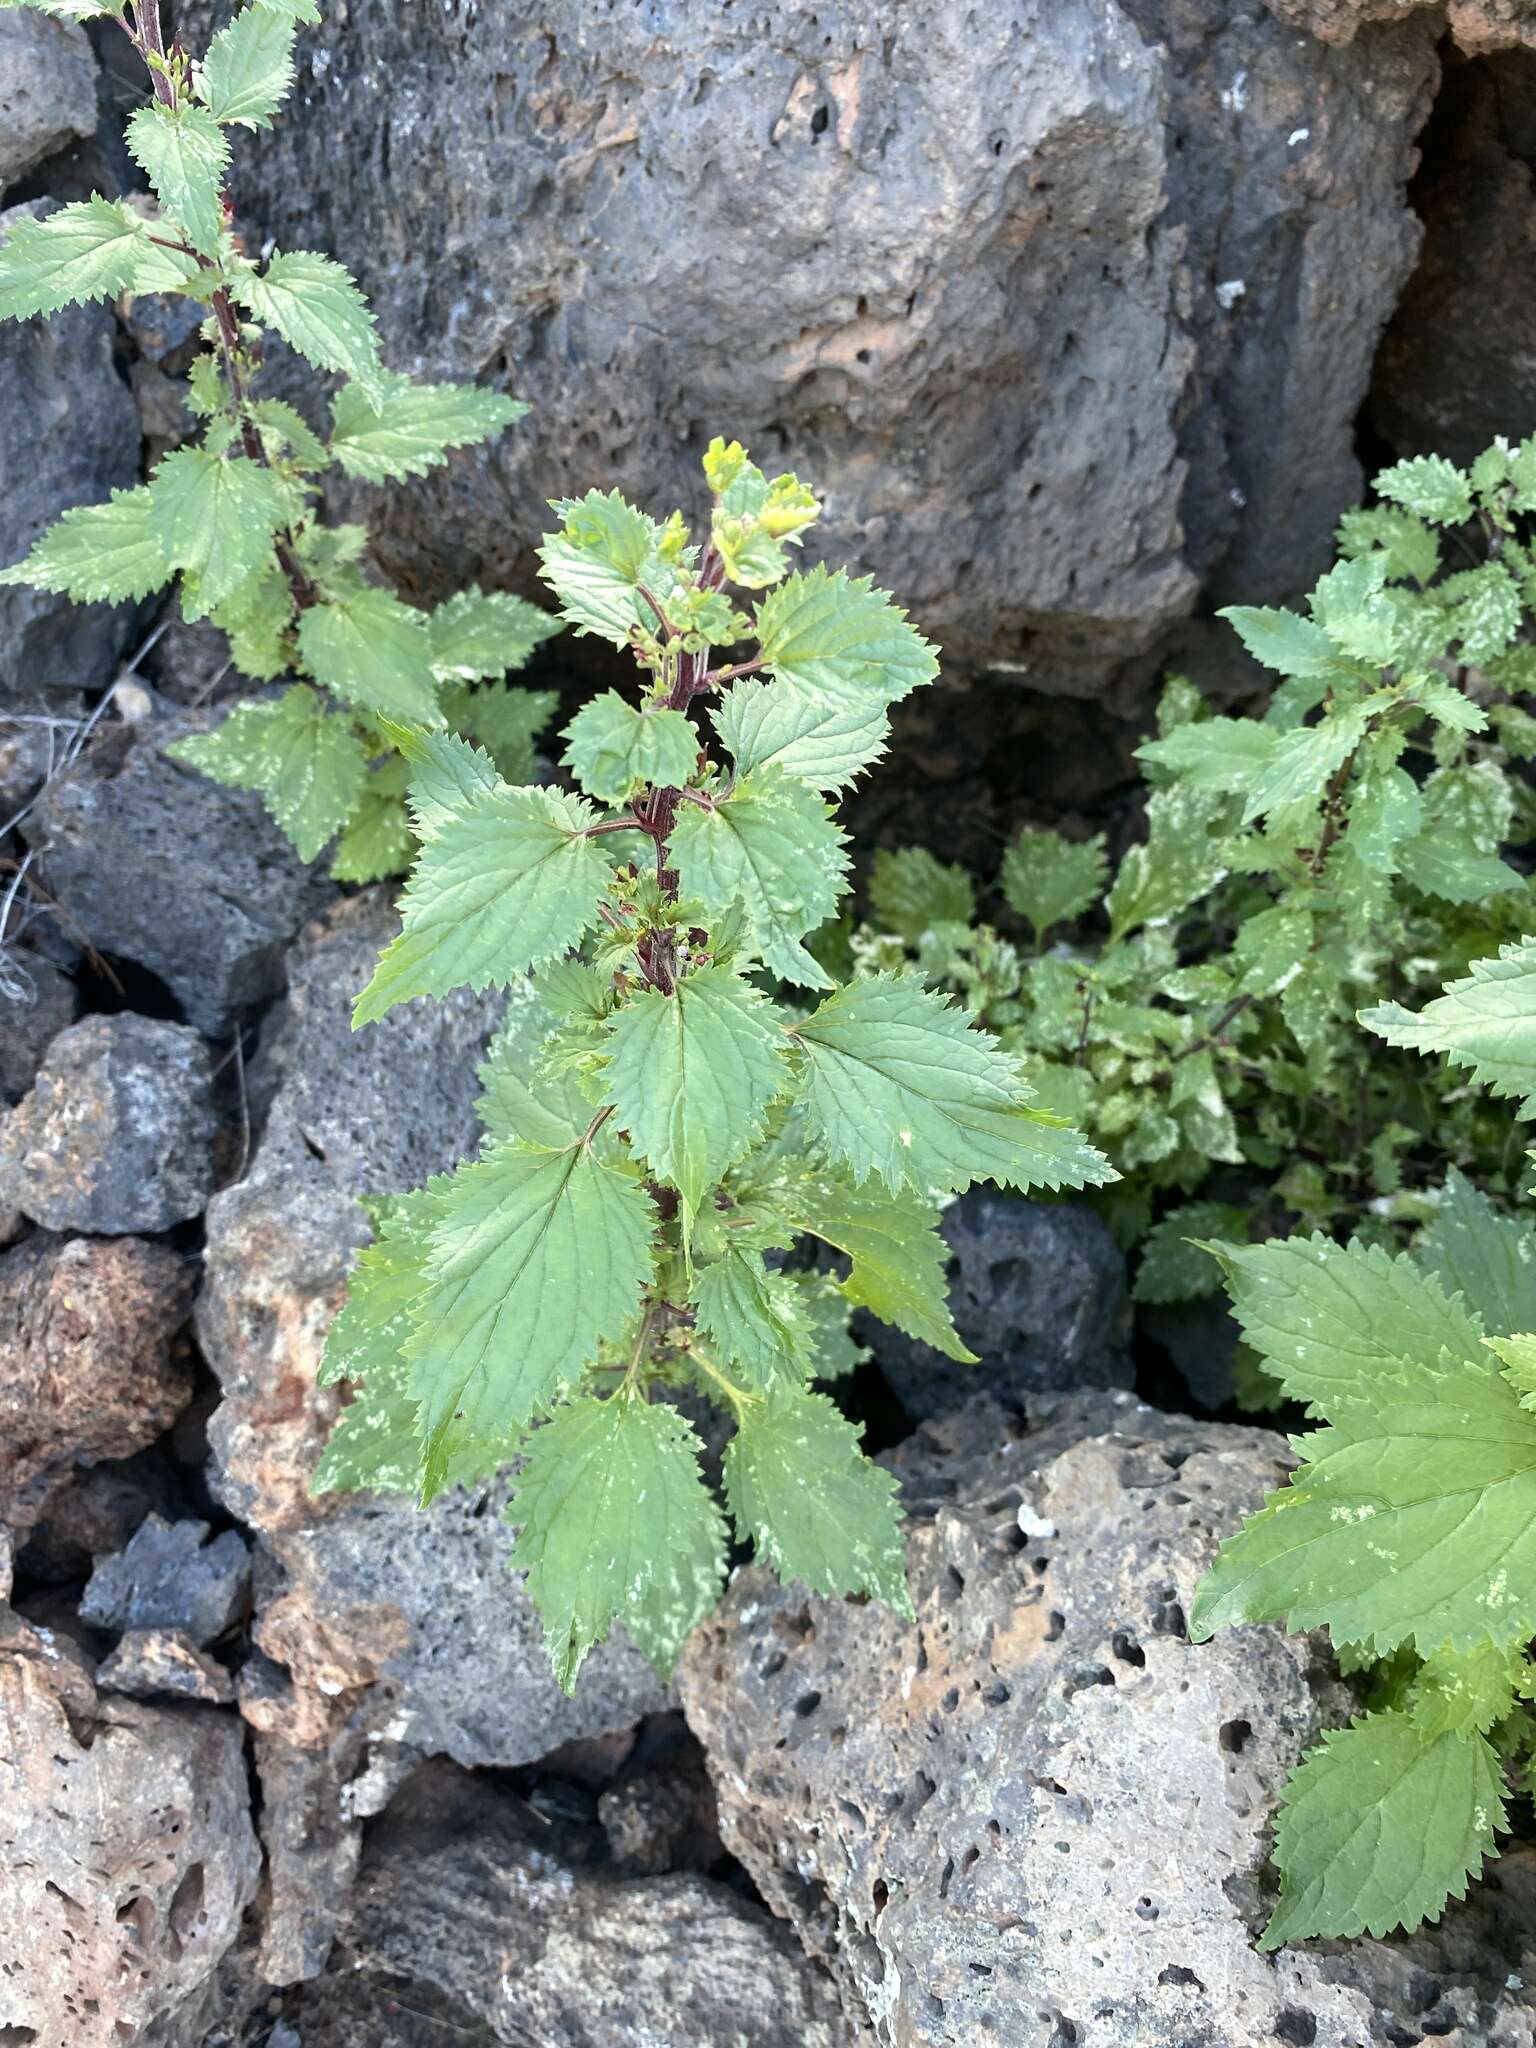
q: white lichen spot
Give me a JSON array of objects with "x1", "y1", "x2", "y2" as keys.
[
  {"x1": 1287, "y1": 127, "x2": 1310, "y2": 146},
  {"x1": 898, "y1": 1129, "x2": 913, "y2": 1147},
  {"x1": 1221, "y1": 70, "x2": 1248, "y2": 113},
  {"x1": 1017, "y1": 1497, "x2": 1057, "y2": 1542},
  {"x1": 1215, "y1": 279, "x2": 1246, "y2": 311}
]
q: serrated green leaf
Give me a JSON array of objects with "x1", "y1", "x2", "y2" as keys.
[
  {"x1": 168, "y1": 685, "x2": 365, "y2": 861},
  {"x1": 383, "y1": 721, "x2": 497, "y2": 839},
  {"x1": 869, "y1": 847, "x2": 975, "y2": 940},
  {"x1": 601, "y1": 965, "x2": 787, "y2": 1220},
  {"x1": 249, "y1": 398, "x2": 328, "y2": 472},
  {"x1": 508, "y1": 1395, "x2": 725, "y2": 1692},
  {"x1": 1241, "y1": 711, "x2": 1365, "y2": 826},
  {"x1": 125, "y1": 102, "x2": 229, "y2": 256},
  {"x1": 1335, "y1": 505, "x2": 1441, "y2": 585},
  {"x1": 147, "y1": 446, "x2": 285, "y2": 615},
  {"x1": 724, "y1": 1388, "x2": 910, "y2": 1613},
  {"x1": 1374, "y1": 454, "x2": 1475, "y2": 527},
  {"x1": 1396, "y1": 837, "x2": 1522, "y2": 904},
  {"x1": 318, "y1": 1187, "x2": 440, "y2": 1392},
  {"x1": 692, "y1": 1252, "x2": 809, "y2": 1392},
  {"x1": 1259, "y1": 1712, "x2": 1504, "y2": 1947},
  {"x1": 0, "y1": 485, "x2": 168, "y2": 603},
  {"x1": 199, "y1": 2, "x2": 298, "y2": 126},
  {"x1": 407, "y1": 1140, "x2": 655, "y2": 1498},
  {"x1": 237, "y1": 248, "x2": 383, "y2": 402},
  {"x1": 298, "y1": 587, "x2": 442, "y2": 727},
  {"x1": 427, "y1": 586, "x2": 557, "y2": 681},
  {"x1": 793, "y1": 974, "x2": 1113, "y2": 1198},
  {"x1": 459, "y1": 683, "x2": 558, "y2": 785},
  {"x1": 1135, "y1": 716, "x2": 1278, "y2": 792},
  {"x1": 1132, "y1": 1202, "x2": 1246, "y2": 1304},
  {"x1": 537, "y1": 489, "x2": 679, "y2": 648},
  {"x1": 1000, "y1": 828, "x2": 1107, "y2": 940},
  {"x1": 787, "y1": 1268, "x2": 870, "y2": 1378},
  {"x1": 354, "y1": 782, "x2": 608, "y2": 1025},
  {"x1": 712, "y1": 674, "x2": 891, "y2": 792},
  {"x1": 1205, "y1": 1233, "x2": 1485, "y2": 1411},
  {"x1": 331, "y1": 780, "x2": 414, "y2": 883},
  {"x1": 0, "y1": 195, "x2": 147, "y2": 320},
  {"x1": 669, "y1": 766, "x2": 850, "y2": 988},
  {"x1": 330, "y1": 372, "x2": 526, "y2": 482},
  {"x1": 1362, "y1": 939, "x2": 1536, "y2": 1116},
  {"x1": 755, "y1": 564, "x2": 938, "y2": 705},
  {"x1": 560, "y1": 692, "x2": 700, "y2": 803},
  {"x1": 476, "y1": 980, "x2": 594, "y2": 1150},
  {"x1": 1487, "y1": 1333, "x2": 1536, "y2": 1411},
  {"x1": 1220, "y1": 605, "x2": 1340, "y2": 678},
  {"x1": 1105, "y1": 784, "x2": 1230, "y2": 939},
  {"x1": 1190, "y1": 1339, "x2": 1536, "y2": 1655},
  {"x1": 1417, "y1": 1170, "x2": 1536, "y2": 1337},
  {"x1": 1409, "y1": 1642, "x2": 1524, "y2": 1740},
  {"x1": 758, "y1": 1170, "x2": 974, "y2": 1364}
]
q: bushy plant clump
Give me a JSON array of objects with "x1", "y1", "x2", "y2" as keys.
[{"x1": 0, "y1": 0, "x2": 556, "y2": 875}]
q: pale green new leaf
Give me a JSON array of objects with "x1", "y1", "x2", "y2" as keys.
[
  {"x1": 561, "y1": 692, "x2": 699, "y2": 803},
  {"x1": 125, "y1": 102, "x2": 229, "y2": 256},
  {"x1": 793, "y1": 974, "x2": 1113, "y2": 1198},
  {"x1": 669, "y1": 767, "x2": 850, "y2": 988},
  {"x1": 0, "y1": 486, "x2": 168, "y2": 603},
  {"x1": 427, "y1": 587, "x2": 557, "y2": 681},
  {"x1": 1410, "y1": 1642, "x2": 1525, "y2": 1740},
  {"x1": 869, "y1": 847, "x2": 975, "y2": 939},
  {"x1": 461, "y1": 684, "x2": 558, "y2": 786},
  {"x1": 1203, "y1": 1234, "x2": 1485, "y2": 1411},
  {"x1": 1362, "y1": 938, "x2": 1536, "y2": 1116},
  {"x1": 537, "y1": 489, "x2": 678, "y2": 647},
  {"x1": 330, "y1": 372, "x2": 526, "y2": 482},
  {"x1": 600, "y1": 965, "x2": 787, "y2": 1218},
  {"x1": 755, "y1": 564, "x2": 938, "y2": 706},
  {"x1": 1259, "y1": 1713, "x2": 1505, "y2": 1948},
  {"x1": 147, "y1": 446, "x2": 285, "y2": 614},
  {"x1": 724, "y1": 1388, "x2": 910, "y2": 1613},
  {"x1": 237, "y1": 249, "x2": 383, "y2": 403},
  {"x1": 167, "y1": 685, "x2": 366, "y2": 861},
  {"x1": 1417, "y1": 1170, "x2": 1536, "y2": 1337},
  {"x1": 354, "y1": 783, "x2": 608, "y2": 1024},
  {"x1": 407, "y1": 1140, "x2": 654, "y2": 1497},
  {"x1": 0, "y1": 196, "x2": 147, "y2": 320},
  {"x1": 692, "y1": 1252, "x2": 809, "y2": 1393},
  {"x1": 1000, "y1": 828, "x2": 1107, "y2": 939},
  {"x1": 298, "y1": 587, "x2": 443, "y2": 726},
  {"x1": 712, "y1": 675, "x2": 891, "y2": 792},
  {"x1": 199, "y1": 2, "x2": 298, "y2": 126},
  {"x1": 383, "y1": 720, "x2": 496, "y2": 839},
  {"x1": 508, "y1": 1395, "x2": 725, "y2": 1691}
]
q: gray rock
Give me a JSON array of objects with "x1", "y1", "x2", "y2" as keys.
[
  {"x1": 0, "y1": 1230, "x2": 193, "y2": 1529},
  {"x1": 679, "y1": 1393, "x2": 1536, "y2": 2048},
  {"x1": 22, "y1": 703, "x2": 334, "y2": 1035},
  {"x1": 196, "y1": 893, "x2": 667, "y2": 1981},
  {"x1": 0, "y1": 202, "x2": 141, "y2": 706},
  {"x1": 599, "y1": 1735, "x2": 721, "y2": 1876},
  {"x1": 96, "y1": 1627, "x2": 235, "y2": 1705},
  {"x1": 0, "y1": 12, "x2": 98, "y2": 190},
  {"x1": 870, "y1": 1192, "x2": 1132, "y2": 1422},
  {"x1": 172, "y1": 2, "x2": 1432, "y2": 707},
  {"x1": 15, "y1": 1448, "x2": 180, "y2": 1584},
  {"x1": 0, "y1": 1641, "x2": 261, "y2": 2048},
  {"x1": 0, "y1": 1012, "x2": 217, "y2": 1233},
  {"x1": 1369, "y1": 49, "x2": 1536, "y2": 467},
  {"x1": 80, "y1": 1513, "x2": 251, "y2": 1645},
  {"x1": 0, "y1": 950, "x2": 76, "y2": 1103},
  {"x1": 286, "y1": 1759, "x2": 865, "y2": 2048}
]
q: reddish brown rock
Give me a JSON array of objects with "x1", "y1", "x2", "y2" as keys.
[
  {"x1": 1267, "y1": 0, "x2": 1536, "y2": 51},
  {"x1": 0, "y1": 1233, "x2": 194, "y2": 1529}
]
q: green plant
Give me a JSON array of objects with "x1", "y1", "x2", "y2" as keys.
[
  {"x1": 316, "y1": 439, "x2": 1112, "y2": 1691},
  {"x1": 0, "y1": 0, "x2": 557, "y2": 875},
  {"x1": 1189, "y1": 959, "x2": 1536, "y2": 1945},
  {"x1": 834, "y1": 442, "x2": 1536, "y2": 1315}
]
